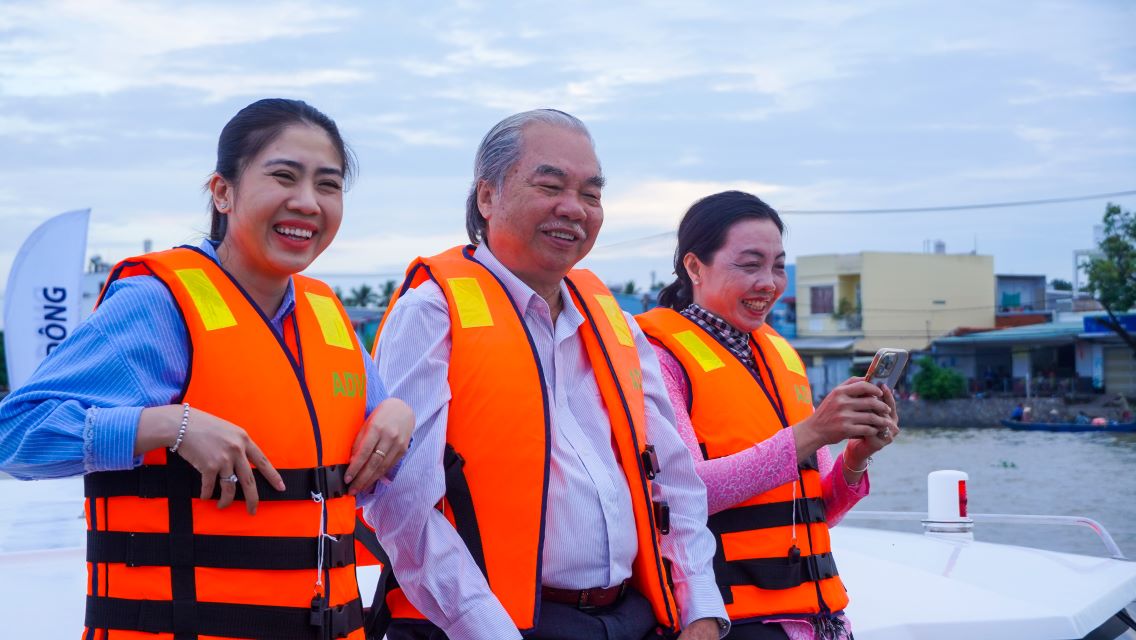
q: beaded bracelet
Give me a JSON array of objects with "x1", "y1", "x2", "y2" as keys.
[
  {"x1": 169, "y1": 403, "x2": 190, "y2": 453},
  {"x1": 844, "y1": 455, "x2": 872, "y2": 474}
]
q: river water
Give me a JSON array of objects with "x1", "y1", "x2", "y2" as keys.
[{"x1": 841, "y1": 425, "x2": 1136, "y2": 558}]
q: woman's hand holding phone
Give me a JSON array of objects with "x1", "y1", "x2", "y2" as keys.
[{"x1": 792, "y1": 377, "x2": 893, "y2": 461}]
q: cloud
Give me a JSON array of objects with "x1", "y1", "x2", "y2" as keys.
[
  {"x1": 0, "y1": 0, "x2": 359, "y2": 98},
  {"x1": 602, "y1": 178, "x2": 788, "y2": 231},
  {"x1": 437, "y1": 28, "x2": 534, "y2": 69},
  {"x1": 1013, "y1": 125, "x2": 1063, "y2": 153},
  {"x1": 345, "y1": 113, "x2": 467, "y2": 148},
  {"x1": 1009, "y1": 64, "x2": 1136, "y2": 106},
  {"x1": 399, "y1": 25, "x2": 535, "y2": 78},
  {"x1": 403, "y1": 3, "x2": 890, "y2": 118},
  {"x1": 0, "y1": 114, "x2": 102, "y2": 144},
  {"x1": 1102, "y1": 70, "x2": 1136, "y2": 93},
  {"x1": 434, "y1": 84, "x2": 593, "y2": 115},
  {"x1": 161, "y1": 69, "x2": 372, "y2": 103}
]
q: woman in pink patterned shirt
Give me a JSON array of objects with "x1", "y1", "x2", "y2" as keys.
[{"x1": 637, "y1": 191, "x2": 899, "y2": 640}]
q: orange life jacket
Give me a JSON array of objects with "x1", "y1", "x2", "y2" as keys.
[
  {"x1": 83, "y1": 246, "x2": 368, "y2": 640},
  {"x1": 372, "y1": 245, "x2": 678, "y2": 635},
  {"x1": 636, "y1": 308, "x2": 849, "y2": 624}
]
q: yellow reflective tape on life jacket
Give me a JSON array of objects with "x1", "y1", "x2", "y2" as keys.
[
  {"x1": 305, "y1": 291, "x2": 355, "y2": 350},
  {"x1": 594, "y1": 294, "x2": 634, "y2": 347},
  {"x1": 447, "y1": 277, "x2": 494, "y2": 328},
  {"x1": 174, "y1": 268, "x2": 237, "y2": 331},
  {"x1": 673, "y1": 330, "x2": 725, "y2": 372},
  {"x1": 766, "y1": 333, "x2": 805, "y2": 376}
]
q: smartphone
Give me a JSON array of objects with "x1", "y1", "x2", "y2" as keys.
[{"x1": 865, "y1": 348, "x2": 909, "y2": 389}]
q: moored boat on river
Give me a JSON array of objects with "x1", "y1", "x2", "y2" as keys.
[{"x1": 1000, "y1": 419, "x2": 1136, "y2": 433}]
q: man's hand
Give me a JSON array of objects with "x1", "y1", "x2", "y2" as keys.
[{"x1": 677, "y1": 617, "x2": 721, "y2": 640}]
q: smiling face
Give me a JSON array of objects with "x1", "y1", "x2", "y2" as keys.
[
  {"x1": 686, "y1": 217, "x2": 787, "y2": 333},
  {"x1": 476, "y1": 122, "x2": 604, "y2": 295},
  {"x1": 210, "y1": 123, "x2": 344, "y2": 293}
]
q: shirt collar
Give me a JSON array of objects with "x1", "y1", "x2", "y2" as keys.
[
  {"x1": 681, "y1": 303, "x2": 754, "y2": 364},
  {"x1": 472, "y1": 243, "x2": 583, "y2": 327},
  {"x1": 200, "y1": 239, "x2": 296, "y2": 324}
]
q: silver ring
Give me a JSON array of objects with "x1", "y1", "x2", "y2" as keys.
[
  {"x1": 373, "y1": 447, "x2": 387, "y2": 457},
  {"x1": 221, "y1": 473, "x2": 239, "y2": 483},
  {"x1": 880, "y1": 429, "x2": 891, "y2": 439}
]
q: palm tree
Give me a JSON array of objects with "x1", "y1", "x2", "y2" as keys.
[
  {"x1": 348, "y1": 284, "x2": 379, "y2": 308},
  {"x1": 379, "y1": 279, "x2": 397, "y2": 307}
]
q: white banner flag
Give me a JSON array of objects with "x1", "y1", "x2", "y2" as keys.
[{"x1": 4, "y1": 209, "x2": 91, "y2": 390}]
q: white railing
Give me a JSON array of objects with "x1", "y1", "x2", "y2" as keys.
[{"x1": 843, "y1": 510, "x2": 1128, "y2": 560}]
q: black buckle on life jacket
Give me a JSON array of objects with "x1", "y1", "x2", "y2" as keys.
[
  {"x1": 313, "y1": 465, "x2": 348, "y2": 500},
  {"x1": 324, "y1": 535, "x2": 354, "y2": 569},
  {"x1": 641, "y1": 445, "x2": 661, "y2": 479},
  {"x1": 310, "y1": 596, "x2": 353, "y2": 639},
  {"x1": 653, "y1": 500, "x2": 671, "y2": 535}
]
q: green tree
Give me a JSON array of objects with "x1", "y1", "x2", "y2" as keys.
[
  {"x1": 1083, "y1": 203, "x2": 1136, "y2": 353},
  {"x1": 912, "y1": 357, "x2": 967, "y2": 400},
  {"x1": 379, "y1": 279, "x2": 397, "y2": 307},
  {"x1": 622, "y1": 280, "x2": 637, "y2": 295},
  {"x1": 348, "y1": 284, "x2": 379, "y2": 308},
  {"x1": 333, "y1": 286, "x2": 346, "y2": 303},
  {"x1": 1050, "y1": 278, "x2": 1072, "y2": 291}
]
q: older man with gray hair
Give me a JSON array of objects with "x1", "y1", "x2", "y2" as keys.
[{"x1": 361, "y1": 109, "x2": 727, "y2": 640}]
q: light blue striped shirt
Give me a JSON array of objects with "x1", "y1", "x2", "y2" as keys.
[
  {"x1": 361, "y1": 244, "x2": 726, "y2": 639},
  {"x1": 0, "y1": 241, "x2": 385, "y2": 480}
]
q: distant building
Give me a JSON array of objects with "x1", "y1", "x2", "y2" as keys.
[
  {"x1": 932, "y1": 314, "x2": 1136, "y2": 396},
  {"x1": 1083, "y1": 315, "x2": 1136, "y2": 395},
  {"x1": 79, "y1": 255, "x2": 114, "y2": 320},
  {"x1": 994, "y1": 274, "x2": 1052, "y2": 328},
  {"x1": 767, "y1": 264, "x2": 796, "y2": 338},
  {"x1": 792, "y1": 250, "x2": 994, "y2": 398},
  {"x1": 795, "y1": 250, "x2": 995, "y2": 354}
]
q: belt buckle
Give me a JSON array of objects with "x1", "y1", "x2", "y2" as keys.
[{"x1": 577, "y1": 588, "x2": 595, "y2": 611}]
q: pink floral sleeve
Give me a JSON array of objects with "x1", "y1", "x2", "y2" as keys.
[{"x1": 654, "y1": 345, "x2": 869, "y2": 520}]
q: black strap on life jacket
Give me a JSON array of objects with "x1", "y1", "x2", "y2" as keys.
[
  {"x1": 366, "y1": 444, "x2": 486, "y2": 634},
  {"x1": 165, "y1": 454, "x2": 197, "y2": 639},
  {"x1": 707, "y1": 498, "x2": 827, "y2": 534},
  {"x1": 86, "y1": 530, "x2": 355, "y2": 570},
  {"x1": 85, "y1": 596, "x2": 364, "y2": 639},
  {"x1": 707, "y1": 497, "x2": 831, "y2": 604},
  {"x1": 85, "y1": 456, "x2": 359, "y2": 639},
  {"x1": 442, "y1": 443, "x2": 487, "y2": 578},
  {"x1": 85, "y1": 464, "x2": 350, "y2": 501},
  {"x1": 715, "y1": 552, "x2": 841, "y2": 592},
  {"x1": 354, "y1": 516, "x2": 394, "y2": 640}
]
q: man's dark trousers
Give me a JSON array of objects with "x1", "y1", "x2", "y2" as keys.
[{"x1": 385, "y1": 587, "x2": 659, "y2": 640}]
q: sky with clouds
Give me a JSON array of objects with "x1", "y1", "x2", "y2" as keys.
[{"x1": 1, "y1": 0, "x2": 1133, "y2": 299}]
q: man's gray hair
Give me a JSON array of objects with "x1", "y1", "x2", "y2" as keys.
[{"x1": 465, "y1": 109, "x2": 596, "y2": 244}]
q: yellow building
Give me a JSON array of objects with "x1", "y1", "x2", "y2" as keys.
[{"x1": 796, "y1": 251, "x2": 995, "y2": 354}]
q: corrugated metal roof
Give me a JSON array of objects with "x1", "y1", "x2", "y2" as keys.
[
  {"x1": 933, "y1": 321, "x2": 1083, "y2": 346},
  {"x1": 790, "y1": 337, "x2": 857, "y2": 352}
]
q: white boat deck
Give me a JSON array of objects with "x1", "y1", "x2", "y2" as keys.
[{"x1": 836, "y1": 525, "x2": 1136, "y2": 639}]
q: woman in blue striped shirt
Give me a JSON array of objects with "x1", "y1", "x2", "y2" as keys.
[{"x1": 0, "y1": 99, "x2": 413, "y2": 638}]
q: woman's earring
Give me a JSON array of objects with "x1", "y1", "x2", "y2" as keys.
[{"x1": 218, "y1": 202, "x2": 229, "y2": 211}]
